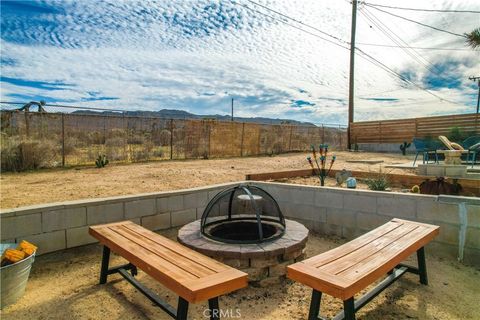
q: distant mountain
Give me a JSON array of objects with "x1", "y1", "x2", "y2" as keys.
[{"x1": 72, "y1": 108, "x2": 316, "y2": 126}]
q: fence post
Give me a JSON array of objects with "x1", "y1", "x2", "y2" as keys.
[
  {"x1": 170, "y1": 119, "x2": 174, "y2": 160},
  {"x1": 207, "y1": 121, "x2": 211, "y2": 158},
  {"x1": 61, "y1": 113, "x2": 65, "y2": 167},
  {"x1": 240, "y1": 122, "x2": 245, "y2": 157},
  {"x1": 24, "y1": 112, "x2": 30, "y2": 137},
  {"x1": 322, "y1": 124, "x2": 325, "y2": 143},
  {"x1": 379, "y1": 121, "x2": 382, "y2": 144},
  {"x1": 338, "y1": 125, "x2": 342, "y2": 149},
  {"x1": 123, "y1": 113, "x2": 127, "y2": 162},
  {"x1": 288, "y1": 125, "x2": 293, "y2": 151},
  {"x1": 414, "y1": 118, "x2": 418, "y2": 138}
]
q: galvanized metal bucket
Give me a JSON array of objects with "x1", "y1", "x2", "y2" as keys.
[{"x1": 0, "y1": 243, "x2": 36, "y2": 309}]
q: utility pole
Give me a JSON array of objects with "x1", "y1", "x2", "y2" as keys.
[
  {"x1": 469, "y1": 76, "x2": 480, "y2": 113},
  {"x1": 347, "y1": 0, "x2": 358, "y2": 149},
  {"x1": 231, "y1": 98, "x2": 234, "y2": 121}
]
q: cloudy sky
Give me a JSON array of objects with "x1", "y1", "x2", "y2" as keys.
[{"x1": 1, "y1": 0, "x2": 479, "y2": 125}]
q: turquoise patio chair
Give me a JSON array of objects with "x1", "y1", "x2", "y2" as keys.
[
  {"x1": 412, "y1": 138, "x2": 440, "y2": 166},
  {"x1": 462, "y1": 136, "x2": 480, "y2": 168}
]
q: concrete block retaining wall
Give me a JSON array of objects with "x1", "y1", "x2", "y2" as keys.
[
  {"x1": 358, "y1": 143, "x2": 416, "y2": 154},
  {"x1": 0, "y1": 183, "x2": 232, "y2": 255},
  {"x1": 1, "y1": 181, "x2": 479, "y2": 266},
  {"x1": 255, "y1": 181, "x2": 480, "y2": 266}
]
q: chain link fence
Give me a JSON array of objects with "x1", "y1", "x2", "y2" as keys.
[{"x1": 0, "y1": 102, "x2": 347, "y2": 171}]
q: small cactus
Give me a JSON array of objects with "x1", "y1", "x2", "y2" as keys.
[
  {"x1": 400, "y1": 141, "x2": 411, "y2": 155},
  {"x1": 95, "y1": 154, "x2": 109, "y2": 168},
  {"x1": 411, "y1": 185, "x2": 420, "y2": 193}
]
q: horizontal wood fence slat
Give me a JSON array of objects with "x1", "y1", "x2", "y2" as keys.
[{"x1": 351, "y1": 113, "x2": 480, "y2": 144}]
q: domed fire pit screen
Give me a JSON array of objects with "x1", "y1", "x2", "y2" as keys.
[{"x1": 201, "y1": 184, "x2": 285, "y2": 244}]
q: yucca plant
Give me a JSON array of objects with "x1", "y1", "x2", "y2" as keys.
[{"x1": 465, "y1": 27, "x2": 480, "y2": 49}]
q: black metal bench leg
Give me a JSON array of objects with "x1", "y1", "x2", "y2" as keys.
[
  {"x1": 417, "y1": 247, "x2": 428, "y2": 285},
  {"x1": 343, "y1": 297, "x2": 355, "y2": 320},
  {"x1": 176, "y1": 297, "x2": 189, "y2": 320},
  {"x1": 308, "y1": 289, "x2": 322, "y2": 320},
  {"x1": 130, "y1": 264, "x2": 138, "y2": 277},
  {"x1": 99, "y1": 246, "x2": 110, "y2": 284},
  {"x1": 208, "y1": 297, "x2": 220, "y2": 320}
]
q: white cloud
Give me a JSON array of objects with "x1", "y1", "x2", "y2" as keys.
[{"x1": 1, "y1": 0, "x2": 479, "y2": 125}]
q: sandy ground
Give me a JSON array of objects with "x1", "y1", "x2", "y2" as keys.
[
  {"x1": 0, "y1": 151, "x2": 415, "y2": 209},
  {"x1": 1, "y1": 228, "x2": 479, "y2": 320}
]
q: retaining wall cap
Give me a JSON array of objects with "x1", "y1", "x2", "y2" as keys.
[
  {"x1": 438, "y1": 195, "x2": 480, "y2": 205},
  {"x1": 0, "y1": 181, "x2": 244, "y2": 213}
]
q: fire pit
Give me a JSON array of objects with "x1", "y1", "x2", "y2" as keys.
[
  {"x1": 201, "y1": 184, "x2": 285, "y2": 244},
  {"x1": 178, "y1": 184, "x2": 308, "y2": 286}
]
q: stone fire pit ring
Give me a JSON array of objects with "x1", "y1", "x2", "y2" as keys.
[{"x1": 178, "y1": 219, "x2": 309, "y2": 286}]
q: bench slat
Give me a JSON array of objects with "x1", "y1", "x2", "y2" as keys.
[
  {"x1": 90, "y1": 221, "x2": 248, "y2": 303},
  {"x1": 124, "y1": 222, "x2": 228, "y2": 273},
  {"x1": 307, "y1": 222, "x2": 400, "y2": 267},
  {"x1": 287, "y1": 219, "x2": 439, "y2": 300},
  {"x1": 97, "y1": 226, "x2": 198, "y2": 281},
  {"x1": 339, "y1": 224, "x2": 435, "y2": 280},
  {"x1": 110, "y1": 224, "x2": 217, "y2": 278},
  {"x1": 320, "y1": 222, "x2": 418, "y2": 275}
]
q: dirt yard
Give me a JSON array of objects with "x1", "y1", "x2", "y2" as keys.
[
  {"x1": 0, "y1": 151, "x2": 414, "y2": 209},
  {"x1": 1, "y1": 228, "x2": 479, "y2": 320}
]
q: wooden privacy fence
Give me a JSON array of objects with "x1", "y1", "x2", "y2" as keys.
[
  {"x1": 0, "y1": 110, "x2": 347, "y2": 168},
  {"x1": 350, "y1": 113, "x2": 480, "y2": 144}
]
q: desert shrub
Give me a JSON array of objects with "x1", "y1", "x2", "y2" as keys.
[
  {"x1": 272, "y1": 142, "x2": 284, "y2": 155},
  {"x1": 105, "y1": 137, "x2": 126, "y2": 161},
  {"x1": 447, "y1": 127, "x2": 473, "y2": 143},
  {"x1": 63, "y1": 136, "x2": 81, "y2": 155},
  {"x1": 365, "y1": 175, "x2": 389, "y2": 191},
  {"x1": 87, "y1": 131, "x2": 104, "y2": 144},
  {"x1": 152, "y1": 129, "x2": 171, "y2": 146},
  {"x1": 130, "y1": 142, "x2": 153, "y2": 162},
  {"x1": 1, "y1": 136, "x2": 60, "y2": 171},
  {"x1": 127, "y1": 133, "x2": 146, "y2": 145},
  {"x1": 152, "y1": 147, "x2": 164, "y2": 158},
  {"x1": 105, "y1": 137, "x2": 124, "y2": 148}
]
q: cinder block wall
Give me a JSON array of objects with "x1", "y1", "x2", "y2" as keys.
[
  {"x1": 1, "y1": 181, "x2": 479, "y2": 266},
  {"x1": 0, "y1": 183, "x2": 235, "y2": 255},
  {"x1": 358, "y1": 143, "x2": 416, "y2": 154},
  {"x1": 255, "y1": 181, "x2": 480, "y2": 266}
]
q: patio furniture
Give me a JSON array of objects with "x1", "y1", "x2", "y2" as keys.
[
  {"x1": 89, "y1": 221, "x2": 248, "y2": 320},
  {"x1": 436, "y1": 150, "x2": 463, "y2": 165},
  {"x1": 287, "y1": 218, "x2": 439, "y2": 320},
  {"x1": 439, "y1": 135, "x2": 479, "y2": 167},
  {"x1": 462, "y1": 136, "x2": 480, "y2": 167},
  {"x1": 412, "y1": 138, "x2": 439, "y2": 166}
]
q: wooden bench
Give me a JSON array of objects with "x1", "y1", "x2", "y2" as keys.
[
  {"x1": 287, "y1": 218, "x2": 439, "y2": 320},
  {"x1": 89, "y1": 221, "x2": 248, "y2": 320}
]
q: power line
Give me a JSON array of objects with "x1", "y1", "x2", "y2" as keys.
[
  {"x1": 358, "y1": 88, "x2": 405, "y2": 97},
  {"x1": 355, "y1": 47, "x2": 465, "y2": 107},
  {"x1": 365, "y1": 4, "x2": 467, "y2": 38},
  {"x1": 232, "y1": 1, "x2": 465, "y2": 107},
  {"x1": 232, "y1": 1, "x2": 350, "y2": 49},
  {"x1": 355, "y1": 43, "x2": 472, "y2": 51},
  {"x1": 363, "y1": 2, "x2": 480, "y2": 14},
  {"x1": 244, "y1": 0, "x2": 348, "y2": 44},
  {"x1": 360, "y1": 8, "x2": 433, "y2": 72},
  {"x1": 360, "y1": 7, "x2": 446, "y2": 79}
]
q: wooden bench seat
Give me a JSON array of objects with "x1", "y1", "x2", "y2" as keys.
[
  {"x1": 287, "y1": 218, "x2": 439, "y2": 320},
  {"x1": 89, "y1": 221, "x2": 248, "y2": 320}
]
